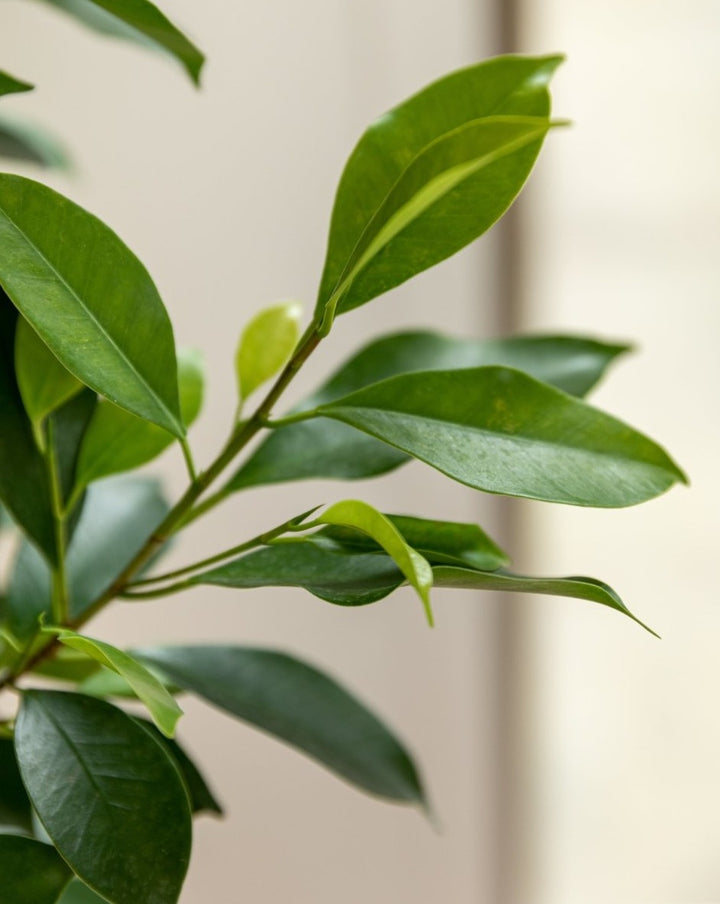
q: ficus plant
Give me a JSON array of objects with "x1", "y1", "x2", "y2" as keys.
[{"x1": 0, "y1": 6, "x2": 686, "y2": 904}]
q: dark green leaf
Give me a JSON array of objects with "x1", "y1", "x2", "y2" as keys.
[
  {"x1": 0, "y1": 71, "x2": 33, "y2": 97},
  {"x1": 229, "y1": 330, "x2": 629, "y2": 491},
  {"x1": 58, "y1": 879, "x2": 108, "y2": 904},
  {"x1": 135, "y1": 720, "x2": 223, "y2": 816},
  {"x1": 15, "y1": 690, "x2": 192, "y2": 904},
  {"x1": 0, "y1": 116, "x2": 70, "y2": 168},
  {"x1": 74, "y1": 348, "x2": 204, "y2": 490},
  {"x1": 7, "y1": 477, "x2": 169, "y2": 640},
  {"x1": 43, "y1": 0, "x2": 205, "y2": 84},
  {"x1": 136, "y1": 646, "x2": 424, "y2": 804},
  {"x1": 0, "y1": 739, "x2": 33, "y2": 834},
  {"x1": 315, "y1": 55, "x2": 561, "y2": 321},
  {"x1": 0, "y1": 292, "x2": 55, "y2": 562},
  {"x1": 0, "y1": 175, "x2": 183, "y2": 436},
  {"x1": 314, "y1": 367, "x2": 686, "y2": 507},
  {"x1": 320, "y1": 513, "x2": 508, "y2": 571},
  {"x1": 0, "y1": 835, "x2": 72, "y2": 903},
  {"x1": 190, "y1": 537, "x2": 405, "y2": 606},
  {"x1": 49, "y1": 389, "x2": 98, "y2": 540}
]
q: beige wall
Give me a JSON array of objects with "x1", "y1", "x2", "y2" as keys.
[{"x1": 2, "y1": 1, "x2": 509, "y2": 901}]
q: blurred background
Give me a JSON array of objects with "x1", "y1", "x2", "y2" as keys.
[{"x1": 2, "y1": 0, "x2": 719, "y2": 901}]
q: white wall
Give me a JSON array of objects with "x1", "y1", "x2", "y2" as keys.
[{"x1": 1, "y1": 2, "x2": 507, "y2": 901}]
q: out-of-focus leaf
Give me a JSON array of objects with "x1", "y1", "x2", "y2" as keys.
[
  {"x1": 0, "y1": 835, "x2": 72, "y2": 903},
  {"x1": 0, "y1": 72, "x2": 33, "y2": 97},
  {"x1": 236, "y1": 301, "x2": 302, "y2": 401},
  {"x1": 0, "y1": 116, "x2": 70, "y2": 168},
  {"x1": 57, "y1": 879, "x2": 108, "y2": 904},
  {"x1": 0, "y1": 739, "x2": 33, "y2": 834}
]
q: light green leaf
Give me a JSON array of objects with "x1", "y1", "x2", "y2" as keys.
[
  {"x1": 15, "y1": 317, "x2": 83, "y2": 447},
  {"x1": 314, "y1": 500, "x2": 433, "y2": 624},
  {"x1": 49, "y1": 629, "x2": 182, "y2": 737},
  {"x1": 0, "y1": 835, "x2": 72, "y2": 903},
  {"x1": 0, "y1": 116, "x2": 70, "y2": 168},
  {"x1": 314, "y1": 367, "x2": 686, "y2": 508},
  {"x1": 315, "y1": 55, "x2": 561, "y2": 324},
  {"x1": 43, "y1": 0, "x2": 205, "y2": 85},
  {"x1": 32, "y1": 647, "x2": 102, "y2": 683},
  {"x1": 136, "y1": 645, "x2": 425, "y2": 804},
  {"x1": 15, "y1": 691, "x2": 192, "y2": 904},
  {"x1": 0, "y1": 71, "x2": 33, "y2": 97},
  {"x1": 0, "y1": 739, "x2": 33, "y2": 834},
  {"x1": 0, "y1": 174, "x2": 183, "y2": 436},
  {"x1": 7, "y1": 477, "x2": 169, "y2": 640},
  {"x1": 58, "y1": 879, "x2": 108, "y2": 904},
  {"x1": 74, "y1": 348, "x2": 204, "y2": 489},
  {"x1": 229, "y1": 330, "x2": 628, "y2": 491},
  {"x1": 236, "y1": 301, "x2": 302, "y2": 401}
]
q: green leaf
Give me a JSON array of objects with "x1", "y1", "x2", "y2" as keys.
[
  {"x1": 314, "y1": 367, "x2": 687, "y2": 507},
  {"x1": 0, "y1": 292, "x2": 55, "y2": 562},
  {"x1": 0, "y1": 71, "x2": 33, "y2": 97},
  {"x1": 135, "y1": 720, "x2": 223, "y2": 816},
  {"x1": 432, "y1": 566, "x2": 656, "y2": 635},
  {"x1": 314, "y1": 500, "x2": 433, "y2": 624},
  {"x1": 315, "y1": 55, "x2": 561, "y2": 323},
  {"x1": 49, "y1": 630, "x2": 182, "y2": 737},
  {"x1": 74, "y1": 348, "x2": 204, "y2": 489},
  {"x1": 136, "y1": 646, "x2": 425, "y2": 804},
  {"x1": 0, "y1": 174, "x2": 183, "y2": 436},
  {"x1": 0, "y1": 116, "x2": 70, "y2": 168},
  {"x1": 7, "y1": 477, "x2": 169, "y2": 640},
  {"x1": 58, "y1": 879, "x2": 108, "y2": 904},
  {"x1": 229, "y1": 330, "x2": 628, "y2": 491},
  {"x1": 320, "y1": 513, "x2": 508, "y2": 571},
  {"x1": 0, "y1": 739, "x2": 33, "y2": 834},
  {"x1": 236, "y1": 301, "x2": 302, "y2": 401},
  {"x1": 32, "y1": 647, "x2": 103, "y2": 683},
  {"x1": 15, "y1": 317, "x2": 83, "y2": 444},
  {"x1": 43, "y1": 0, "x2": 205, "y2": 85},
  {"x1": 16, "y1": 691, "x2": 192, "y2": 904},
  {"x1": 190, "y1": 537, "x2": 405, "y2": 606},
  {"x1": 0, "y1": 835, "x2": 72, "y2": 903}
]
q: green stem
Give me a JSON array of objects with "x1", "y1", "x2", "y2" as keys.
[
  {"x1": 122, "y1": 579, "x2": 195, "y2": 600},
  {"x1": 180, "y1": 437, "x2": 198, "y2": 482},
  {"x1": 261, "y1": 409, "x2": 317, "y2": 429},
  {"x1": 45, "y1": 419, "x2": 69, "y2": 625}
]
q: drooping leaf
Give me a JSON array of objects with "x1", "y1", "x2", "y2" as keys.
[
  {"x1": 134, "y1": 720, "x2": 223, "y2": 816},
  {"x1": 315, "y1": 55, "x2": 561, "y2": 323},
  {"x1": 314, "y1": 500, "x2": 433, "y2": 623},
  {"x1": 0, "y1": 292, "x2": 55, "y2": 562},
  {"x1": 43, "y1": 0, "x2": 205, "y2": 85},
  {"x1": 0, "y1": 175, "x2": 183, "y2": 436},
  {"x1": 7, "y1": 477, "x2": 169, "y2": 640},
  {"x1": 228, "y1": 330, "x2": 629, "y2": 491},
  {"x1": 0, "y1": 116, "x2": 70, "y2": 168},
  {"x1": 50, "y1": 629, "x2": 182, "y2": 737},
  {"x1": 136, "y1": 646, "x2": 425, "y2": 804},
  {"x1": 0, "y1": 71, "x2": 33, "y2": 97},
  {"x1": 0, "y1": 835, "x2": 72, "y2": 903},
  {"x1": 313, "y1": 367, "x2": 686, "y2": 507},
  {"x1": 74, "y1": 348, "x2": 204, "y2": 489},
  {"x1": 15, "y1": 691, "x2": 192, "y2": 904},
  {"x1": 0, "y1": 739, "x2": 33, "y2": 834},
  {"x1": 320, "y1": 513, "x2": 508, "y2": 571},
  {"x1": 190, "y1": 537, "x2": 405, "y2": 606},
  {"x1": 236, "y1": 301, "x2": 302, "y2": 401},
  {"x1": 58, "y1": 879, "x2": 108, "y2": 904},
  {"x1": 14, "y1": 317, "x2": 83, "y2": 444}
]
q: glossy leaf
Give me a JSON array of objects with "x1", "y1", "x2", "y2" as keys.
[
  {"x1": 0, "y1": 71, "x2": 33, "y2": 97},
  {"x1": 58, "y1": 879, "x2": 108, "y2": 904},
  {"x1": 15, "y1": 317, "x2": 83, "y2": 443},
  {"x1": 0, "y1": 116, "x2": 69, "y2": 168},
  {"x1": 0, "y1": 835, "x2": 72, "y2": 903},
  {"x1": 0, "y1": 175, "x2": 183, "y2": 436},
  {"x1": 0, "y1": 739, "x2": 33, "y2": 833},
  {"x1": 314, "y1": 367, "x2": 686, "y2": 507},
  {"x1": 15, "y1": 690, "x2": 192, "y2": 904},
  {"x1": 137, "y1": 646, "x2": 425, "y2": 803},
  {"x1": 315, "y1": 55, "x2": 561, "y2": 321},
  {"x1": 44, "y1": 0, "x2": 205, "y2": 84},
  {"x1": 75, "y1": 348, "x2": 204, "y2": 489},
  {"x1": 51, "y1": 630, "x2": 182, "y2": 736},
  {"x1": 229, "y1": 330, "x2": 629, "y2": 491},
  {"x1": 7, "y1": 477, "x2": 169, "y2": 640},
  {"x1": 236, "y1": 301, "x2": 302, "y2": 401},
  {"x1": 0, "y1": 292, "x2": 55, "y2": 561},
  {"x1": 315, "y1": 500, "x2": 433, "y2": 623},
  {"x1": 320, "y1": 513, "x2": 508, "y2": 571},
  {"x1": 190, "y1": 537, "x2": 405, "y2": 606}
]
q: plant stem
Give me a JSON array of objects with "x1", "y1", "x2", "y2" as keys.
[
  {"x1": 122, "y1": 579, "x2": 195, "y2": 600},
  {"x1": 180, "y1": 437, "x2": 198, "y2": 482},
  {"x1": 45, "y1": 419, "x2": 69, "y2": 625}
]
